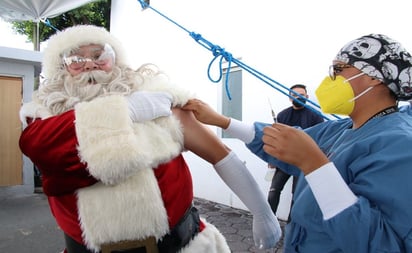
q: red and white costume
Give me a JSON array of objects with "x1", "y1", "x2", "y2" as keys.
[
  {"x1": 19, "y1": 25, "x2": 231, "y2": 252},
  {"x1": 20, "y1": 79, "x2": 231, "y2": 253}
]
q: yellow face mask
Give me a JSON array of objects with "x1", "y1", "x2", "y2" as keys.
[{"x1": 316, "y1": 73, "x2": 370, "y2": 115}]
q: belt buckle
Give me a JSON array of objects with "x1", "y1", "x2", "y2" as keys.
[{"x1": 101, "y1": 236, "x2": 159, "y2": 253}]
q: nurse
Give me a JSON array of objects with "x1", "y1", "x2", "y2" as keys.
[{"x1": 183, "y1": 34, "x2": 412, "y2": 253}]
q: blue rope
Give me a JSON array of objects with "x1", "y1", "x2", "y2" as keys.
[
  {"x1": 41, "y1": 18, "x2": 60, "y2": 32},
  {"x1": 136, "y1": 0, "x2": 340, "y2": 120}
]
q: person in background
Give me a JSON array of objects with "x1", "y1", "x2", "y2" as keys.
[
  {"x1": 183, "y1": 33, "x2": 412, "y2": 252},
  {"x1": 33, "y1": 165, "x2": 43, "y2": 193},
  {"x1": 268, "y1": 84, "x2": 323, "y2": 221},
  {"x1": 19, "y1": 25, "x2": 280, "y2": 253}
]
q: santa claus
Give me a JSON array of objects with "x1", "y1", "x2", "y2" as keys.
[{"x1": 19, "y1": 25, "x2": 280, "y2": 253}]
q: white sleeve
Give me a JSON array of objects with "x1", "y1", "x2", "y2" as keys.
[
  {"x1": 223, "y1": 118, "x2": 255, "y2": 144},
  {"x1": 214, "y1": 151, "x2": 282, "y2": 248},
  {"x1": 305, "y1": 162, "x2": 358, "y2": 220}
]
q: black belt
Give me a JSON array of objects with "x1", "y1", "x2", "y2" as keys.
[
  {"x1": 157, "y1": 205, "x2": 201, "y2": 253},
  {"x1": 64, "y1": 205, "x2": 201, "y2": 253}
]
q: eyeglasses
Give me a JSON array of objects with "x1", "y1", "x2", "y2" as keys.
[
  {"x1": 63, "y1": 43, "x2": 115, "y2": 70},
  {"x1": 329, "y1": 64, "x2": 352, "y2": 80}
]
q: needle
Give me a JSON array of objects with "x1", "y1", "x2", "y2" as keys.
[{"x1": 267, "y1": 97, "x2": 277, "y2": 123}]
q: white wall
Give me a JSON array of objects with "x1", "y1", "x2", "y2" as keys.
[{"x1": 110, "y1": 0, "x2": 412, "y2": 220}]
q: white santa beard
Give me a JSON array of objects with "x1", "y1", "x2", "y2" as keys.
[
  {"x1": 44, "y1": 70, "x2": 121, "y2": 115},
  {"x1": 65, "y1": 70, "x2": 112, "y2": 99},
  {"x1": 38, "y1": 66, "x2": 143, "y2": 115}
]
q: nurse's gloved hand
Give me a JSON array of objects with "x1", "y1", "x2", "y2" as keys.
[
  {"x1": 126, "y1": 91, "x2": 172, "y2": 122},
  {"x1": 252, "y1": 210, "x2": 282, "y2": 249}
]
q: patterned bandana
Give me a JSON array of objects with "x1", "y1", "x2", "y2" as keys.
[{"x1": 335, "y1": 34, "x2": 412, "y2": 101}]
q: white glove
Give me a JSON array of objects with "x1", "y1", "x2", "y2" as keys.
[
  {"x1": 126, "y1": 91, "x2": 172, "y2": 122},
  {"x1": 214, "y1": 151, "x2": 282, "y2": 249}
]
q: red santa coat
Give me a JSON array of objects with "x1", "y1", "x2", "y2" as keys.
[{"x1": 19, "y1": 86, "x2": 230, "y2": 253}]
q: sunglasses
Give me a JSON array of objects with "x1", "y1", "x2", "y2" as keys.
[
  {"x1": 329, "y1": 64, "x2": 352, "y2": 80},
  {"x1": 63, "y1": 44, "x2": 115, "y2": 70}
]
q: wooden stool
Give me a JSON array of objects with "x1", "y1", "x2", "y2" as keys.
[{"x1": 101, "y1": 236, "x2": 159, "y2": 253}]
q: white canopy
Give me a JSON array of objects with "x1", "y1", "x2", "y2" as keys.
[{"x1": 0, "y1": 0, "x2": 97, "y2": 22}]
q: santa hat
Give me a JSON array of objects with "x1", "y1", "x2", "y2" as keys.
[{"x1": 42, "y1": 25, "x2": 128, "y2": 79}]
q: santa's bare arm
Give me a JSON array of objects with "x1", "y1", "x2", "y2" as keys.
[{"x1": 172, "y1": 108, "x2": 282, "y2": 249}]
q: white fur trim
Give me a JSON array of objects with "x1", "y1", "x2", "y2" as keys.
[
  {"x1": 74, "y1": 95, "x2": 184, "y2": 185},
  {"x1": 43, "y1": 25, "x2": 128, "y2": 79},
  {"x1": 77, "y1": 170, "x2": 169, "y2": 252},
  {"x1": 179, "y1": 219, "x2": 231, "y2": 253},
  {"x1": 19, "y1": 101, "x2": 53, "y2": 123}
]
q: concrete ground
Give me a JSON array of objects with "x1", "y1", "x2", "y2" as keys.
[
  {"x1": 0, "y1": 189, "x2": 286, "y2": 253},
  {"x1": 0, "y1": 191, "x2": 64, "y2": 253}
]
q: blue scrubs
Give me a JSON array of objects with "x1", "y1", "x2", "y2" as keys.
[{"x1": 246, "y1": 112, "x2": 412, "y2": 252}]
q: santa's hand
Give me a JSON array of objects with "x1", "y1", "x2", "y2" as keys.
[
  {"x1": 126, "y1": 91, "x2": 172, "y2": 122},
  {"x1": 252, "y1": 210, "x2": 282, "y2": 249}
]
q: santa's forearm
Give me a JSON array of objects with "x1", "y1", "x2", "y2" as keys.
[{"x1": 214, "y1": 151, "x2": 281, "y2": 249}]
